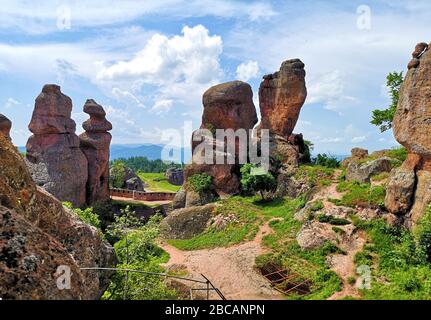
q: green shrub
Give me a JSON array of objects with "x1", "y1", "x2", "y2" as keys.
[
  {"x1": 63, "y1": 202, "x2": 101, "y2": 229},
  {"x1": 415, "y1": 205, "x2": 431, "y2": 261},
  {"x1": 240, "y1": 163, "x2": 277, "y2": 200},
  {"x1": 312, "y1": 154, "x2": 340, "y2": 168},
  {"x1": 317, "y1": 214, "x2": 350, "y2": 226},
  {"x1": 187, "y1": 173, "x2": 213, "y2": 194}
]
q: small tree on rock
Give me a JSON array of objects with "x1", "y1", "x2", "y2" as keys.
[{"x1": 240, "y1": 163, "x2": 277, "y2": 200}]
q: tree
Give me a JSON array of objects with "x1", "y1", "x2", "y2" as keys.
[
  {"x1": 371, "y1": 72, "x2": 404, "y2": 132},
  {"x1": 240, "y1": 163, "x2": 277, "y2": 200},
  {"x1": 110, "y1": 160, "x2": 126, "y2": 188}
]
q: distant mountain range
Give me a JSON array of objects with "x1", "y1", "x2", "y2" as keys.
[
  {"x1": 110, "y1": 144, "x2": 191, "y2": 163},
  {"x1": 18, "y1": 144, "x2": 346, "y2": 163}
]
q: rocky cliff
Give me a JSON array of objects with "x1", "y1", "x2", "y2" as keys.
[
  {"x1": 0, "y1": 129, "x2": 115, "y2": 299},
  {"x1": 385, "y1": 41, "x2": 431, "y2": 226}
]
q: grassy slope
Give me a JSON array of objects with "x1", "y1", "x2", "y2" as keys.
[{"x1": 138, "y1": 172, "x2": 181, "y2": 192}]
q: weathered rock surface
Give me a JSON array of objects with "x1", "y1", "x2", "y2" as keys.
[
  {"x1": 346, "y1": 157, "x2": 392, "y2": 183},
  {"x1": 185, "y1": 189, "x2": 219, "y2": 208},
  {"x1": 0, "y1": 113, "x2": 12, "y2": 140},
  {"x1": 25, "y1": 85, "x2": 88, "y2": 207},
  {"x1": 296, "y1": 221, "x2": 337, "y2": 250},
  {"x1": 201, "y1": 81, "x2": 257, "y2": 132},
  {"x1": 386, "y1": 42, "x2": 431, "y2": 225},
  {"x1": 172, "y1": 186, "x2": 187, "y2": 209},
  {"x1": 79, "y1": 99, "x2": 112, "y2": 205},
  {"x1": 165, "y1": 168, "x2": 184, "y2": 186},
  {"x1": 160, "y1": 204, "x2": 218, "y2": 240},
  {"x1": 342, "y1": 148, "x2": 369, "y2": 168},
  {"x1": 385, "y1": 166, "x2": 416, "y2": 215},
  {"x1": 259, "y1": 59, "x2": 307, "y2": 138},
  {"x1": 0, "y1": 133, "x2": 115, "y2": 299}
]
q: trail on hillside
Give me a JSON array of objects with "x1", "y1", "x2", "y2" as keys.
[
  {"x1": 159, "y1": 222, "x2": 285, "y2": 300},
  {"x1": 309, "y1": 169, "x2": 366, "y2": 300}
]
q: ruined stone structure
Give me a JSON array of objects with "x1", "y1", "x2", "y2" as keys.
[
  {"x1": 385, "y1": 41, "x2": 431, "y2": 226},
  {"x1": 25, "y1": 85, "x2": 88, "y2": 207},
  {"x1": 79, "y1": 99, "x2": 112, "y2": 204}
]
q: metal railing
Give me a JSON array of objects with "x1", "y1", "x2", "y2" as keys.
[{"x1": 80, "y1": 267, "x2": 226, "y2": 300}]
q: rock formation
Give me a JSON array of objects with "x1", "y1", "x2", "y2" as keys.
[
  {"x1": 0, "y1": 113, "x2": 12, "y2": 140},
  {"x1": 181, "y1": 80, "x2": 258, "y2": 206},
  {"x1": 79, "y1": 99, "x2": 112, "y2": 204},
  {"x1": 25, "y1": 85, "x2": 88, "y2": 207},
  {"x1": 0, "y1": 132, "x2": 115, "y2": 299},
  {"x1": 165, "y1": 168, "x2": 184, "y2": 186},
  {"x1": 346, "y1": 157, "x2": 392, "y2": 183},
  {"x1": 160, "y1": 203, "x2": 218, "y2": 239},
  {"x1": 257, "y1": 59, "x2": 307, "y2": 168},
  {"x1": 385, "y1": 42, "x2": 431, "y2": 225},
  {"x1": 259, "y1": 59, "x2": 307, "y2": 138}
]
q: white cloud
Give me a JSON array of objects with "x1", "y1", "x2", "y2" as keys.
[
  {"x1": 351, "y1": 136, "x2": 366, "y2": 143},
  {"x1": 151, "y1": 100, "x2": 174, "y2": 115},
  {"x1": 112, "y1": 88, "x2": 145, "y2": 109},
  {"x1": 4, "y1": 98, "x2": 20, "y2": 109},
  {"x1": 0, "y1": 1, "x2": 275, "y2": 34},
  {"x1": 236, "y1": 60, "x2": 259, "y2": 82},
  {"x1": 97, "y1": 25, "x2": 222, "y2": 85}
]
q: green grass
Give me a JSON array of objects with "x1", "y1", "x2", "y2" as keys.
[
  {"x1": 138, "y1": 172, "x2": 181, "y2": 192},
  {"x1": 329, "y1": 181, "x2": 386, "y2": 208},
  {"x1": 167, "y1": 197, "x2": 261, "y2": 250},
  {"x1": 294, "y1": 165, "x2": 335, "y2": 188},
  {"x1": 351, "y1": 216, "x2": 431, "y2": 300},
  {"x1": 371, "y1": 172, "x2": 390, "y2": 182}
]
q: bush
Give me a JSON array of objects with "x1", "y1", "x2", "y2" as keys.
[
  {"x1": 415, "y1": 205, "x2": 431, "y2": 261},
  {"x1": 240, "y1": 163, "x2": 277, "y2": 200},
  {"x1": 186, "y1": 173, "x2": 213, "y2": 194},
  {"x1": 63, "y1": 202, "x2": 101, "y2": 229},
  {"x1": 103, "y1": 214, "x2": 176, "y2": 300},
  {"x1": 317, "y1": 214, "x2": 350, "y2": 226},
  {"x1": 312, "y1": 154, "x2": 340, "y2": 168}
]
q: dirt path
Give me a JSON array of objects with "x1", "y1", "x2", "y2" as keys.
[
  {"x1": 159, "y1": 221, "x2": 285, "y2": 300},
  {"x1": 309, "y1": 169, "x2": 366, "y2": 300}
]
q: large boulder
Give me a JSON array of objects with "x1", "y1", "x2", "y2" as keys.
[
  {"x1": 25, "y1": 85, "x2": 88, "y2": 207},
  {"x1": 386, "y1": 42, "x2": 431, "y2": 225},
  {"x1": 342, "y1": 148, "x2": 369, "y2": 168},
  {"x1": 201, "y1": 80, "x2": 257, "y2": 132},
  {"x1": 346, "y1": 157, "x2": 392, "y2": 183},
  {"x1": 165, "y1": 168, "x2": 184, "y2": 186},
  {"x1": 0, "y1": 113, "x2": 12, "y2": 140},
  {"x1": 0, "y1": 133, "x2": 115, "y2": 299},
  {"x1": 160, "y1": 204, "x2": 218, "y2": 240},
  {"x1": 385, "y1": 166, "x2": 416, "y2": 215},
  {"x1": 259, "y1": 59, "x2": 307, "y2": 138},
  {"x1": 79, "y1": 99, "x2": 112, "y2": 205},
  {"x1": 296, "y1": 221, "x2": 337, "y2": 250}
]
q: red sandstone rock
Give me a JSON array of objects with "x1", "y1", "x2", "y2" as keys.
[
  {"x1": 25, "y1": 85, "x2": 88, "y2": 207},
  {"x1": 0, "y1": 133, "x2": 115, "y2": 299},
  {"x1": 386, "y1": 41, "x2": 431, "y2": 225},
  {"x1": 79, "y1": 99, "x2": 112, "y2": 205},
  {"x1": 412, "y1": 42, "x2": 428, "y2": 58},
  {"x1": 0, "y1": 113, "x2": 12, "y2": 140},
  {"x1": 259, "y1": 59, "x2": 307, "y2": 138},
  {"x1": 201, "y1": 81, "x2": 257, "y2": 131}
]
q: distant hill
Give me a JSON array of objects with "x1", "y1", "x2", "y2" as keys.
[{"x1": 110, "y1": 144, "x2": 191, "y2": 163}]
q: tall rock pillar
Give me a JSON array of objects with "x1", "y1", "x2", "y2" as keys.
[
  {"x1": 25, "y1": 85, "x2": 88, "y2": 207},
  {"x1": 79, "y1": 99, "x2": 112, "y2": 205}
]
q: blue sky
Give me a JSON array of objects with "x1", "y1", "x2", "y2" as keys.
[{"x1": 1, "y1": 0, "x2": 431, "y2": 155}]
